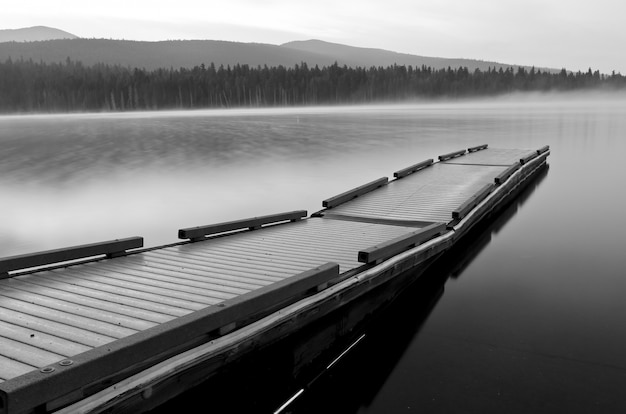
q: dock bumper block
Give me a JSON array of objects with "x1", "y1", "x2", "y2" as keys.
[
  {"x1": 537, "y1": 145, "x2": 550, "y2": 155},
  {"x1": 520, "y1": 150, "x2": 538, "y2": 165},
  {"x1": 0, "y1": 237, "x2": 144, "y2": 279},
  {"x1": 452, "y1": 184, "x2": 495, "y2": 220},
  {"x1": 358, "y1": 222, "x2": 447, "y2": 264},
  {"x1": 178, "y1": 210, "x2": 307, "y2": 241},
  {"x1": 393, "y1": 159, "x2": 434, "y2": 179},
  {"x1": 322, "y1": 177, "x2": 388, "y2": 209},
  {"x1": 494, "y1": 162, "x2": 521, "y2": 185},
  {"x1": 468, "y1": 144, "x2": 488, "y2": 152},
  {"x1": 438, "y1": 149, "x2": 467, "y2": 161}
]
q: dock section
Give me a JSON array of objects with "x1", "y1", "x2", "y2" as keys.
[
  {"x1": 0, "y1": 145, "x2": 550, "y2": 414},
  {"x1": 319, "y1": 147, "x2": 534, "y2": 224}
]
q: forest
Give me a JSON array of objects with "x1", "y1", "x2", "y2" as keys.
[{"x1": 1, "y1": 58, "x2": 624, "y2": 113}]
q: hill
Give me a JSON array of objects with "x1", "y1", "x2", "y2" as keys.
[
  {"x1": 0, "y1": 26, "x2": 77, "y2": 42},
  {"x1": 281, "y1": 39, "x2": 517, "y2": 72},
  {"x1": 0, "y1": 37, "x2": 523, "y2": 72}
]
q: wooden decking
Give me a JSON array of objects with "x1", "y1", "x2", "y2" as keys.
[
  {"x1": 0, "y1": 219, "x2": 423, "y2": 381},
  {"x1": 0, "y1": 145, "x2": 550, "y2": 414}
]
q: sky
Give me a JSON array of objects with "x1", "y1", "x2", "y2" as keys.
[{"x1": 2, "y1": 0, "x2": 624, "y2": 74}]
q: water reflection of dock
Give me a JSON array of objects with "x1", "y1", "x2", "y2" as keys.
[{"x1": 0, "y1": 145, "x2": 549, "y2": 414}]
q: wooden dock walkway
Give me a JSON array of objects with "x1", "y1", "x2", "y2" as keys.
[{"x1": 0, "y1": 145, "x2": 549, "y2": 414}]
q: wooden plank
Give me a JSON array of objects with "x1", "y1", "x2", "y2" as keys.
[
  {"x1": 438, "y1": 149, "x2": 466, "y2": 161},
  {"x1": 129, "y1": 249, "x2": 284, "y2": 280},
  {"x1": 358, "y1": 223, "x2": 446, "y2": 263},
  {"x1": 88, "y1": 261, "x2": 248, "y2": 299},
  {"x1": 155, "y1": 248, "x2": 306, "y2": 275},
  {"x1": 393, "y1": 159, "x2": 433, "y2": 178},
  {"x1": 108, "y1": 255, "x2": 260, "y2": 295},
  {"x1": 34, "y1": 271, "x2": 205, "y2": 312},
  {"x1": 0, "y1": 307, "x2": 115, "y2": 348},
  {"x1": 0, "y1": 279, "x2": 174, "y2": 324},
  {"x1": 0, "y1": 263, "x2": 339, "y2": 414},
  {"x1": 142, "y1": 251, "x2": 297, "y2": 283},
  {"x1": 0, "y1": 237, "x2": 143, "y2": 279},
  {"x1": 0, "y1": 297, "x2": 138, "y2": 339},
  {"x1": 468, "y1": 144, "x2": 488, "y2": 152},
  {"x1": 178, "y1": 210, "x2": 307, "y2": 241},
  {"x1": 164, "y1": 245, "x2": 309, "y2": 272},
  {"x1": 0, "y1": 356, "x2": 35, "y2": 382},
  {"x1": 0, "y1": 336, "x2": 65, "y2": 368},
  {"x1": 69, "y1": 266, "x2": 220, "y2": 306},
  {"x1": 452, "y1": 183, "x2": 495, "y2": 219},
  {"x1": 322, "y1": 177, "x2": 388, "y2": 209},
  {"x1": 0, "y1": 286, "x2": 157, "y2": 332},
  {"x1": 0, "y1": 320, "x2": 91, "y2": 357},
  {"x1": 12, "y1": 275, "x2": 190, "y2": 318},
  {"x1": 494, "y1": 162, "x2": 521, "y2": 185}
]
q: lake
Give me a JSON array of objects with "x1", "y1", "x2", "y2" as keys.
[{"x1": 1, "y1": 92, "x2": 626, "y2": 413}]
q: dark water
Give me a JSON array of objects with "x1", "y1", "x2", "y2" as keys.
[{"x1": 2, "y1": 92, "x2": 626, "y2": 412}]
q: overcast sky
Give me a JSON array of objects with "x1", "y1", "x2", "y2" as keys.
[{"x1": 2, "y1": 0, "x2": 624, "y2": 74}]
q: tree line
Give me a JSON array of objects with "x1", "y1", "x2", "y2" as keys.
[{"x1": 1, "y1": 57, "x2": 624, "y2": 113}]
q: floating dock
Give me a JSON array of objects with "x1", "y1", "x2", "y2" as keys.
[{"x1": 0, "y1": 144, "x2": 550, "y2": 414}]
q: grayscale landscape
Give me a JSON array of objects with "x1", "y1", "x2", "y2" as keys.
[{"x1": 1, "y1": 2, "x2": 625, "y2": 413}]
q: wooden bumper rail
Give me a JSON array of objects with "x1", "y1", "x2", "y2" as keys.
[
  {"x1": 0, "y1": 237, "x2": 143, "y2": 279},
  {"x1": 520, "y1": 150, "x2": 538, "y2": 165},
  {"x1": 358, "y1": 222, "x2": 447, "y2": 264},
  {"x1": 468, "y1": 144, "x2": 488, "y2": 152},
  {"x1": 537, "y1": 145, "x2": 550, "y2": 155},
  {"x1": 521, "y1": 145, "x2": 550, "y2": 165},
  {"x1": 496, "y1": 146, "x2": 549, "y2": 185},
  {"x1": 322, "y1": 177, "x2": 388, "y2": 209},
  {"x1": 494, "y1": 162, "x2": 521, "y2": 185},
  {"x1": 393, "y1": 159, "x2": 433, "y2": 179},
  {"x1": 438, "y1": 149, "x2": 466, "y2": 161},
  {"x1": 0, "y1": 263, "x2": 340, "y2": 414},
  {"x1": 452, "y1": 184, "x2": 495, "y2": 220},
  {"x1": 179, "y1": 210, "x2": 307, "y2": 242}
]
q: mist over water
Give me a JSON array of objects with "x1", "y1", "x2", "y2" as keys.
[
  {"x1": 2, "y1": 92, "x2": 626, "y2": 412},
  {"x1": 2, "y1": 92, "x2": 623, "y2": 256}
]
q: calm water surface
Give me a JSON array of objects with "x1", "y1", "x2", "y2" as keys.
[{"x1": 1, "y1": 93, "x2": 626, "y2": 413}]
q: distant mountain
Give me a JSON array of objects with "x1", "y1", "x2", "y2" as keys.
[
  {"x1": 0, "y1": 26, "x2": 77, "y2": 42},
  {"x1": 281, "y1": 40, "x2": 515, "y2": 72},
  {"x1": 0, "y1": 33, "x2": 540, "y2": 72},
  {"x1": 0, "y1": 38, "x2": 332, "y2": 70}
]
